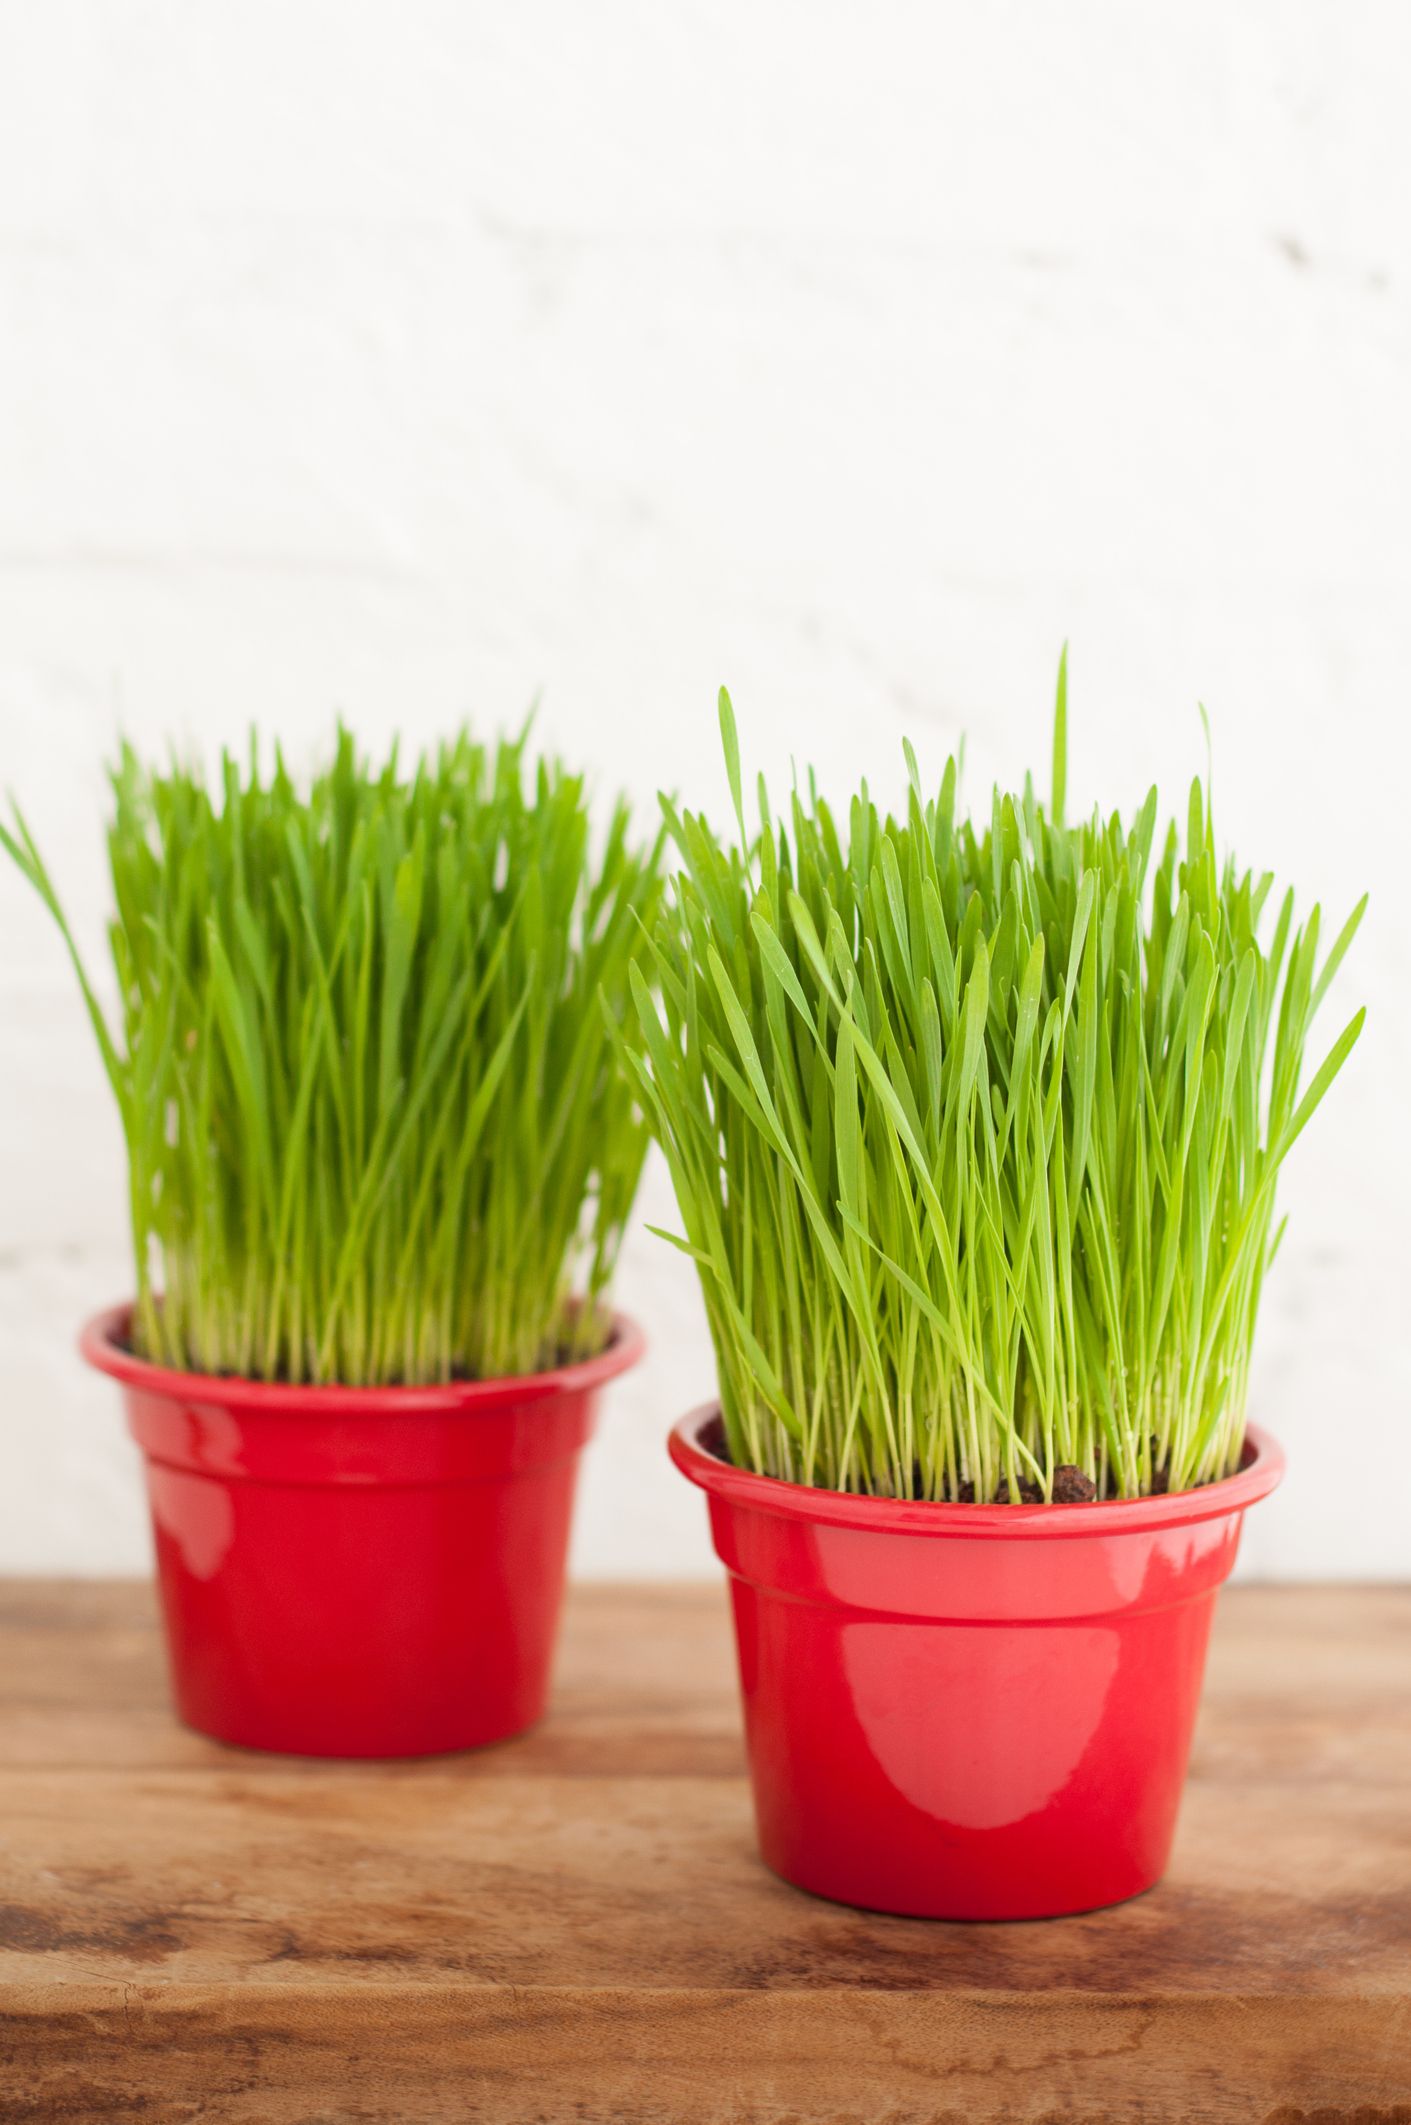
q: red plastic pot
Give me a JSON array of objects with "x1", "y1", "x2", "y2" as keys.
[
  {"x1": 82, "y1": 1305, "x2": 644, "y2": 1758},
  {"x1": 671, "y1": 1408, "x2": 1283, "y2": 1920}
]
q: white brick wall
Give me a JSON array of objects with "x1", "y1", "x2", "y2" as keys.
[{"x1": 1, "y1": 1, "x2": 1407, "y2": 1577}]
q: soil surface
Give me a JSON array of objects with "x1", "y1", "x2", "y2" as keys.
[{"x1": 956, "y1": 1465, "x2": 1094, "y2": 1503}]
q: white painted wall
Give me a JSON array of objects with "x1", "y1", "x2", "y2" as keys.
[{"x1": 1, "y1": 1, "x2": 1407, "y2": 1580}]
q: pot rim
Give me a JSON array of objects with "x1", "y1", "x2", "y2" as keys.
[
  {"x1": 81, "y1": 1302, "x2": 645, "y2": 1415},
  {"x1": 669, "y1": 1404, "x2": 1283, "y2": 1539}
]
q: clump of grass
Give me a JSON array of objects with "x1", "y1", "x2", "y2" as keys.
[
  {"x1": 2, "y1": 726, "x2": 662, "y2": 1385},
  {"x1": 628, "y1": 666, "x2": 1365, "y2": 1501}
]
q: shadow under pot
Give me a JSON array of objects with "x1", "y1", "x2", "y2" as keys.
[
  {"x1": 670, "y1": 1407, "x2": 1283, "y2": 1921},
  {"x1": 82, "y1": 1305, "x2": 644, "y2": 1759}
]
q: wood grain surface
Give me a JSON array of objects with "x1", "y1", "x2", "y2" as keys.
[{"x1": 0, "y1": 1580, "x2": 1407, "y2": 2123}]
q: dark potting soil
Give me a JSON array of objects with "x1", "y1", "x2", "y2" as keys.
[
  {"x1": 955, "y1": 1464, "x2": 1095, "y2": 1504},
  {"x1": 114, "y1": 1325, "x2": 600, "y2": 1390},
  {"x1": 703, "y1": 1413, "x2": 1208, "y2": 1505}
]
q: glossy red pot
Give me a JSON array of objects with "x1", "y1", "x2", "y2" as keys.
[
  {"x1": 83, "y1": 1305, "x2": 643, "y2": 1758},
  {"x1": 671, "y1": 1408, "x2": 1283, "y2": 1920}
]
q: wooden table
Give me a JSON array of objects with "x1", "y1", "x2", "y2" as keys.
[{"x1": 0, "y1": 1581, "x2": 1407, "y2": 2123}]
